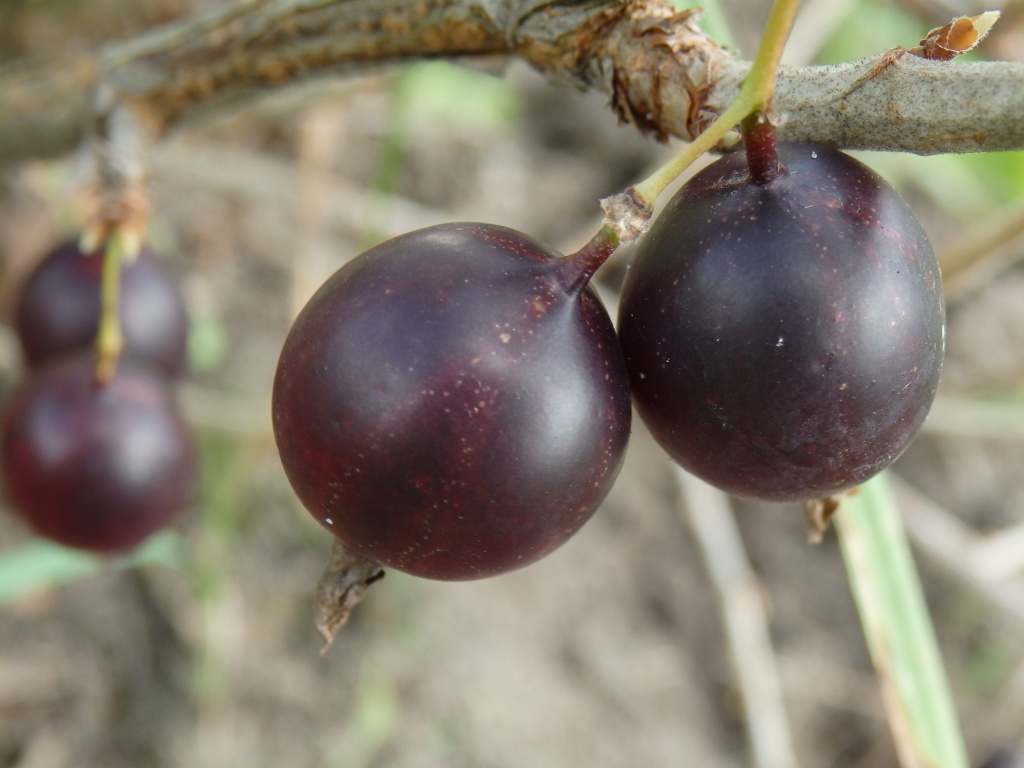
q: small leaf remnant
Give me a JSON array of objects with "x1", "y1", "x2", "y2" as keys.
[
  {"x1": 313, "y1": 538, "x2": 385, "y2": 654},
  {"x1": 804, "y1": 494, "x2": 843, "y2": 544},
  {"x1": 909, "y1": 11, "x2": 1000, "y2": 61}
]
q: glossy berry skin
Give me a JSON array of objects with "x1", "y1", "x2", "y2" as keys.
[
  {"x1": 618, "y1": 144, "x2": 944, "y2": 501},
  {"x1": 1, "y1": 356, "x2": 197, "y2": 552},
  {"x1": 273, "y1": 223, "x2": 631, "y2": 580},
  {"x1": 15, "y1": 241, "x2": 189, "y2": 378}
]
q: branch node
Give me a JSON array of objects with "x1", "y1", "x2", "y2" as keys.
[{"x1": 600, "y1": 187, "x2": 653, "y2": 243}]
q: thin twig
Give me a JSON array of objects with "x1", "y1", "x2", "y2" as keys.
[
  {"x1": 940, "y1": 195, "x2": 1024, "y2": 304},
  {"x1": 890, "y1": 476, "x2": 1024, "y2": 632},
  {"x1": 675, "y1": 467, "x2": 799, "y2": 768},
  {"x1": 921, "y1": 396, "x2": 1024, "y2": 440},
  {"x1": 148, "y1": 139, "x2": 445, "y2": 244},
  {"x1": 293, "y1": 104, "x2": 348, "y2": 314}
]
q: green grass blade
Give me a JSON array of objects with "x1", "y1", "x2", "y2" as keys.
[
  {"x1": 0, "y1": 530, "x2": 186, "y2": 606},
  {"x1": 836, "y1": 473, "x2": 968, "y2": 768},
  {"x1": 0, "y1": 541, "x2": 100, "y2": 604}
]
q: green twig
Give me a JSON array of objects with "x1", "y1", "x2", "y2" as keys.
[
  {"x1": 632, "y1": 0, "x2": 801, "y2": 207},
  {"x1": 602, "y1": 0, "x2": 802, "y2": 241},
  {"x1": 93, "y1": 235, "x2": 126, "y2": 382},
  {"x1": 835, "y1": 473, "x2": 969, "y2": 768}
]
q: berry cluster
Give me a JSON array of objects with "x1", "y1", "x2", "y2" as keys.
[
  {"x1": 1, "y1": 139, "x2": 942, "y2": 579},
  {"x1": 272, "y1": 140, "x2": 945, "y2": 581},
  {"x1": 1, "y1": 241, "x2": 197, "y2": 553}
]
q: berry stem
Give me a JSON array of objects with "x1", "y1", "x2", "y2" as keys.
[
  {"x1": 94, "y1": 235, "x2": 126, "y2": 383},
  {"x1": 742, "y1": 112, "x2": 783, "y2": 185},
  {"x1": 81, "y1": 93, "x2": 152, "y2": 260},
  {"x1": 601, "y1": 0, "x2": 801, "y2": 241},
  {"x1": 555, "y1": 224, "x2": 620, "y2": 293}
]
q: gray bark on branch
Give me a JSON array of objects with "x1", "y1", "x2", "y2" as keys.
[{"x1": 1, "y1": 0, "x2": 1023, "y2": 169}]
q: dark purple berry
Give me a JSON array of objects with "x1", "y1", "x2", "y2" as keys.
[
  {"x1": 618, "y1": 143, "x2": 944, "y2": 501},
  {"x1": 273, "y1": 223, "x2": 631, "y2": 580},
  {"x1": 1, "y1": 356, "x2": 197, "y2": 552},
  {"x1": 14, "y1": 240, "x2": 189, "y2": 378}
]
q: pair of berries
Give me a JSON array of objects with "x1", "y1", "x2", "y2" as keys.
[
  {"x1": 1, "y1": 242, "x2": 196, "y2": 553},
  {"x1": 272, "y1": 143, "x2": 945, "y2": 581}
]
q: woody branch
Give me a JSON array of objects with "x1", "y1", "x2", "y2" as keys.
[{"x1": 1, "y1": 0, "x2": 1023, "y2": 170}]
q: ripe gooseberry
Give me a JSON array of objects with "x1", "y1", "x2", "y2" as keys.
[
  {"x1": 618, "y1": 141, "x2": 944, "y2": 501},
  {"x1": 1, "y1": 355, "x2": 197, "y2": 552},
  {"x1": 272, "y1": 223, "x2": 631, "y2": 580},
  {"x1": 14, "y1": 240, "x2": 189, "y2": 378}
]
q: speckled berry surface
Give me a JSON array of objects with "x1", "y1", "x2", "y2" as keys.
[
  {"x1": 15, "y1": 241, "x2": 189, "y2": 378},
  {"x1": 618, "y1": 144, "x2": 945, "y2": 501},
  {"x1": 1, "y1": 356, "x2": 197, "y2": 552},
  {"x1": 273, "y1": 223, "x2": 631, "y2": 580}
]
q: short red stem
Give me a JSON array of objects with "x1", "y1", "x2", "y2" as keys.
[
  {"x1": 556, "y1": 225, "x2": 620, "y2": 294},
  {"x1": 742, "y1": 113, "x2": 784, "y2": 185}
]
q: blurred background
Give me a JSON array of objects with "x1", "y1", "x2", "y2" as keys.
[{"x1": 1, "y1": 0, "x2": 1024, "y2": 766}]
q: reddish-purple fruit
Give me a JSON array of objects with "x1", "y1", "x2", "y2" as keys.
[
  {"x1": 618, "y1": 143, "x2": 944, "y2": 501},
  {"x1": 1, "y1": 356, "x2": 197, "y2": 552},
  {"x1": 15, "y1": 241, "x2": 189, "y2": 378},
  {"x1": 273, "y1": 223, "x2": 631, "y2": 580}
]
